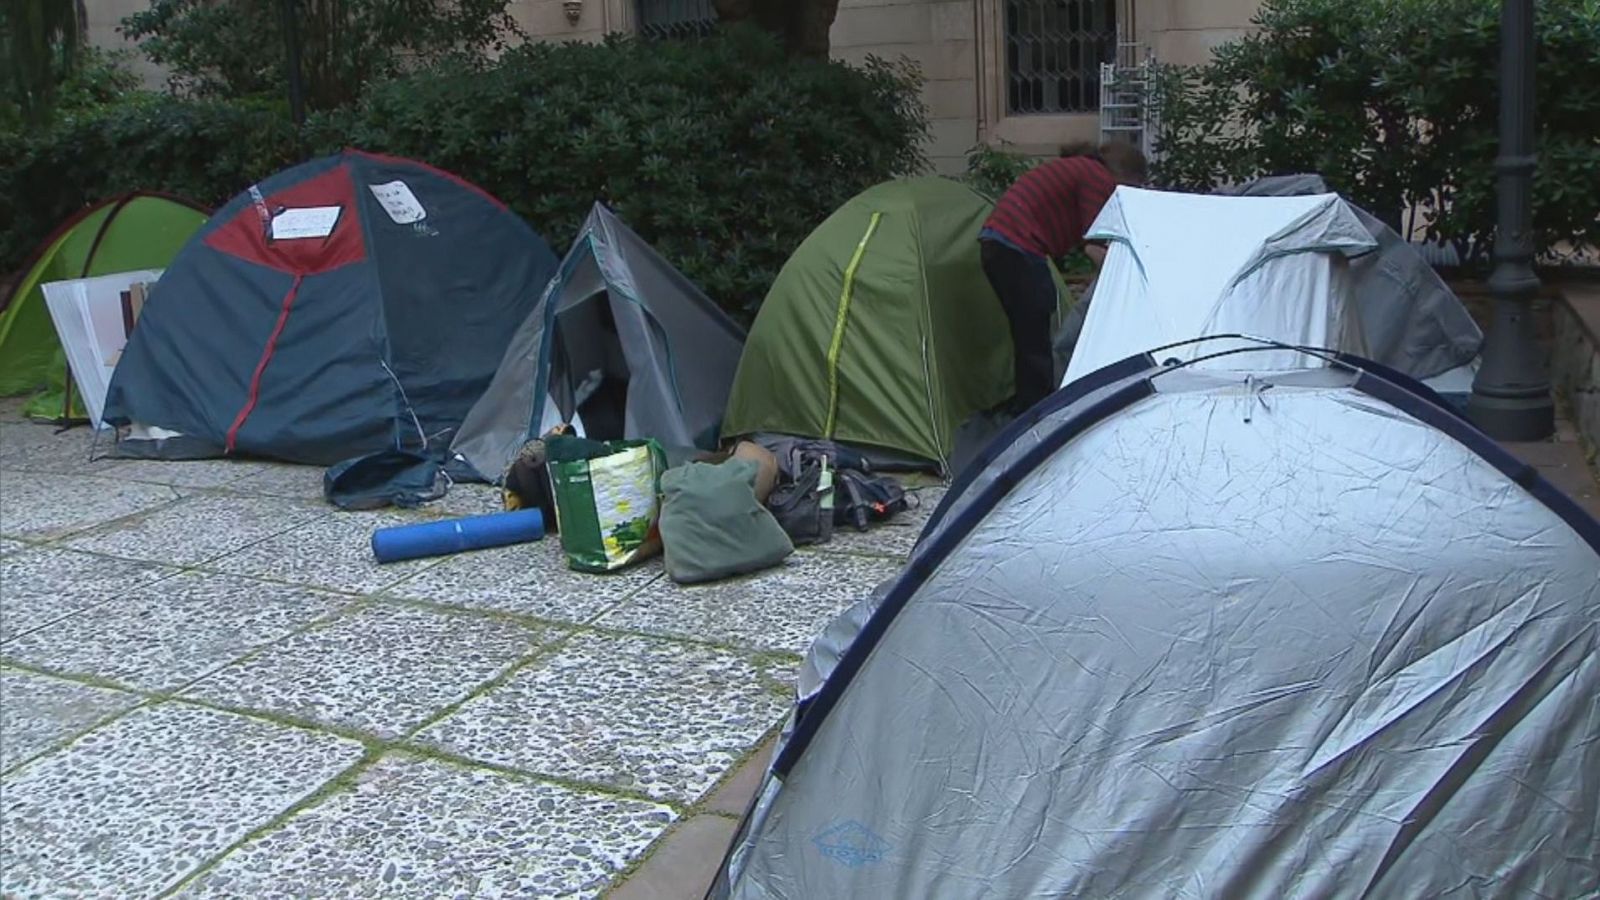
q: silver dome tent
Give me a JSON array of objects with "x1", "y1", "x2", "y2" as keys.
[{"x1": 712, "y1": 342, "x2": 1600, "y2": 899}]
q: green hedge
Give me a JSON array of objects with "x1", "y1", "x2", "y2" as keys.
[
  {"x1": 1, "y1": 28, "x2": 929, "y2": 320},
  {"x1": 0, "y1": 97, "x2": 302, "y2": 275},
  {"x1": 1153, "y1": 0, "x2": 1600, "y2": 265}
]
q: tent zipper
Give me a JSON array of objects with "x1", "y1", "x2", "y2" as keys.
[{"x1": 824, "y1": 212, "x2": 881, "y2": 438}]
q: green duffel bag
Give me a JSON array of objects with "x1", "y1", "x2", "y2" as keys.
[
  {"x1": 659, "y1": 458, "x2": 795, "y2": 584},
  {"x1": 546, "y1": 436, "x2": 667, "y2": 573}
]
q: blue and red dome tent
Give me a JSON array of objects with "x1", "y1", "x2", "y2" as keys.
[{"x1": 104, "y1": 150, "x2": 558, "y2": 466}]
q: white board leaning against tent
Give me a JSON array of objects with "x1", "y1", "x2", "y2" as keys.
[
  {"x1": 42, "y1": 270, "x2": 164, "y2": 429},
  {"x1": 1062, "y1": 187, "x2": 1379, "y2": 385}
]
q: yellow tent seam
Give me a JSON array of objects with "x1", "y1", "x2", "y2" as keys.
[{"x1": 823, "y1": 211, "x2": 881, "y2": 437}]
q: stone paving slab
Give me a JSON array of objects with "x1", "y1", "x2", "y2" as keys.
[
  {"x1": 207, "y1": 508, "x2": 442, "y2": 595},
  {"x1": 0, "y1": 667, "x2": 142, "y2": 773},
  {"x1": 175, "y1": 752, "x2": 676, "y2": 899},
  {"x1": 222, "y1": 462, "x2": 328, "y2": 501},
  {"x1": 0, "y1": 426, "x2": 125, "y2": 476},
  {"x1": 0, "y1": 546, "x2": 178, "y2": 642},
  {"x1": 64, "y1": 494, "x2": 327, "y2": 566},
  {"x1": 0, "y1": 702, "x2": 364, "y2": 899},
  {"x1": 1, "y1": 571, "x2": 352, "y2": 692},
  {"x1": 108, "y1": 457, "x2": 274, "y2": 490},
  {"x1": 0, "y1": 469, "x2": 180, "y2": 539},
  {"x1": 183, "y1": 603, "x2": 557, "y2": 739},
  {"x1": 597, "y1": 551, "x2": 903, "y2": 655},
  {"x1": 390, "y1": 539, "x2": 662, "y2": 625},
  {"x1": 0, "y1": 420, "x2": 57, "y2": 454},
  {"x1": 415, "y1": 632, "x2": 788, "y2": 804},
  {"x1": 430, "y1": 482, "x2": 506, "y2": 517}
]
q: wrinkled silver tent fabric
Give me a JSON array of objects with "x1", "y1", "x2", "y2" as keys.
[
  {"x1": 713, "y1": 350, "x2": 1600, "y2": 900},
  {"x1": 1062, "y1": 188, "x2": 1378, "y2": 384},
  {"x1": 450, "y1": 204, "x2": 745, "y2": 481},
  {"x1": 1052, "y1": 182, "x2": 1483, "y2": 384},
  {"x1": 1217, "y1": 174, "x2": 1482, "y2": 379}
]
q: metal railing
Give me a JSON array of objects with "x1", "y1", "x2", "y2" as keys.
[
  {"x1": 1004, "y1": 0, "x2": 1119, "y2": 114},
  {"x1": 637, "y1": 0, "x2": 718, "y2": 40}
]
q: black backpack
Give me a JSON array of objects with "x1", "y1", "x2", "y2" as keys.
[
  {"x1": 757, "y1": 436, "x2": 908, "y2": 543},
  {"x1": 765, "y1": 455, "x2": 834, "y2": 546}
]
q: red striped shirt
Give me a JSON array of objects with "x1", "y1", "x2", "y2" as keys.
[{"x1": 983, "y1": 156, "x2": 1119, "y2": 258}]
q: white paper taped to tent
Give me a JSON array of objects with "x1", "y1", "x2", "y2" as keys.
[
  {"x1": 1062, "y1": 187, "x2": 1378, "y2": 385},
  {"x1": 42, "y1": 269, "x2": 164, "y2": 429}
]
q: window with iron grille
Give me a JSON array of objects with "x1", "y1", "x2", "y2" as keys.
[
  {"x1": 637, "y1": 0, "x2": 719, "y2": 39},
  {"x1": 1005, "y1": 0, "x2": 1117, "y2": 114}
]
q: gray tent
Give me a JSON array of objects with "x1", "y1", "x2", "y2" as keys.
[
  {"x1": 713, "y1": 343, "x2": 1600, "y2": 899},
  {"x1": 1054, "y1": 177, "x2": 1483, "y2": 384},
  {"x1": 451, "y1": 204, "x2": 745, "y2": 481},
  {"x1": 1217, "y1": 174, "x2": 1483, "y2": 379}
]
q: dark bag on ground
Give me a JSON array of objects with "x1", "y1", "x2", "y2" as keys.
[
  {"x1": 755, "y1": 436, "x2": 907, "y2": 543},
  {"x1": 834, "y1": 467, "x2": 910, "y2": 532},
  {"x1": 324, "y1": 448, "x2": 448, "y2": 511},
  {"x1": 765, "y1": 457, "x2": 834, "y2": 546}
]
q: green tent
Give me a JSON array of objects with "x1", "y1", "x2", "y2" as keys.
[
  {"x1": 0, "y1": 193, "x2": 208, "y2": 421},
  {"x1": 723, "y1": 176, "x2": 1060, "y2": 470}
]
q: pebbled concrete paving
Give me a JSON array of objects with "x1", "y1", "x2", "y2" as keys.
[
  {"x1": 0, "y1": 401, "x2": 926, "y2": 899},
  {"x1": 3, "y1": 394, "x2": 1592, "y2": 899}
]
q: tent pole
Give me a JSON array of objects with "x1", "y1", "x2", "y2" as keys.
[{"x1": 1467, "y1": 0, "x2": 1553, "y2": 440}]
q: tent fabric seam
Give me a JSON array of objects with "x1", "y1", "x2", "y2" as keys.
[
  {"x1": 225, "y1": 273, "x2": 305, "y2": 452},
  {"x1": 908, "y1": 208, "x2": 949, "y2": 474},
  {"x1": 825, "y1": 212, "x2": 882, "y2": 438}
]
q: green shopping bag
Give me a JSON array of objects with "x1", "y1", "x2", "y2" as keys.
[{"x1": 546, "y1": 436, "x2": 667, "y2": 573}]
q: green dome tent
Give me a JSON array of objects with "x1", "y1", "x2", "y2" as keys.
[
  {"x1": 0, "y1": 194, "x2": 208, "y2": 421},
  {"x1": 722, "y1": 176, "x2": 1061, "y2": 470}
]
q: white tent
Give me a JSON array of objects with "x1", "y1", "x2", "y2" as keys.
[
  {"x1": 1061, "y1": 187, "x2": 1378, "y2": 384},
  {"x1": 713, "y1": 346, "x2": 1600, "y2": 899}
]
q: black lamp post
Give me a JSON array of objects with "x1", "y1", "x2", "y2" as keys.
[
  {"x1": 1467, "y1": 0, "x2": 1554, "y2": 440},
  {"x1": 280, "y1": 0, "x2": 306, "y2": 128}
]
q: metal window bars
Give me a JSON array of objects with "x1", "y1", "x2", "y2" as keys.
[
  {"x1": 636, "y1": 0, "x2": 719, "y2": 40},
  {"x1": 1004, "y1": 0, "x2": 1119, "y2": 115}
]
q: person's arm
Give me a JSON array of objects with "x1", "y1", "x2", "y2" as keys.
[{"x1": 1083, "y1": 242, "x2": 1108, "y2": 268}]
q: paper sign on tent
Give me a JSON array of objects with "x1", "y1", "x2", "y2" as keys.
[
  {"x1": 368, "y1": 181, "x2": 427, "y2": 224},
  {"x1": 269, "y1": 206, "x2": 342, "y2": 240}
]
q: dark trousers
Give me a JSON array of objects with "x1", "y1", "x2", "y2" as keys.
[{"x1": 980, "y1": 238, "x2": 1058, "y2": 412}]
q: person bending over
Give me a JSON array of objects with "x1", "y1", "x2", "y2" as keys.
[{"x1": 979, "y1": 140, "x2": 1148, "y2": 412}]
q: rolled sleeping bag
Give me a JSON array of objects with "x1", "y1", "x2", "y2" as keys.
[{"x1": 372, "y1": 509, "x2": 545, "y2": 563}]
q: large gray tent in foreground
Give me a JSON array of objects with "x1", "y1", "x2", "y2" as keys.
[
  {"x1": 712, "y1": 344, "x2": 1600, "y2": 899},
  {"x1": 451, "y1": 204, "x2": 745, "y2": 481}
]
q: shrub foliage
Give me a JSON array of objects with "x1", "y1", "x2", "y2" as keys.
[
  {"x1": 1, "y1": 28, "x2": 929, "y2": 320},
  {"x1": 1152, "y1": 0, "x2": 1600, "y2": 264}
]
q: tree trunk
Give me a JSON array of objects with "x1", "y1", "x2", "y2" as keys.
[{"x1": 713, "y1": 0, "x2": 840, "y2": 59}]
